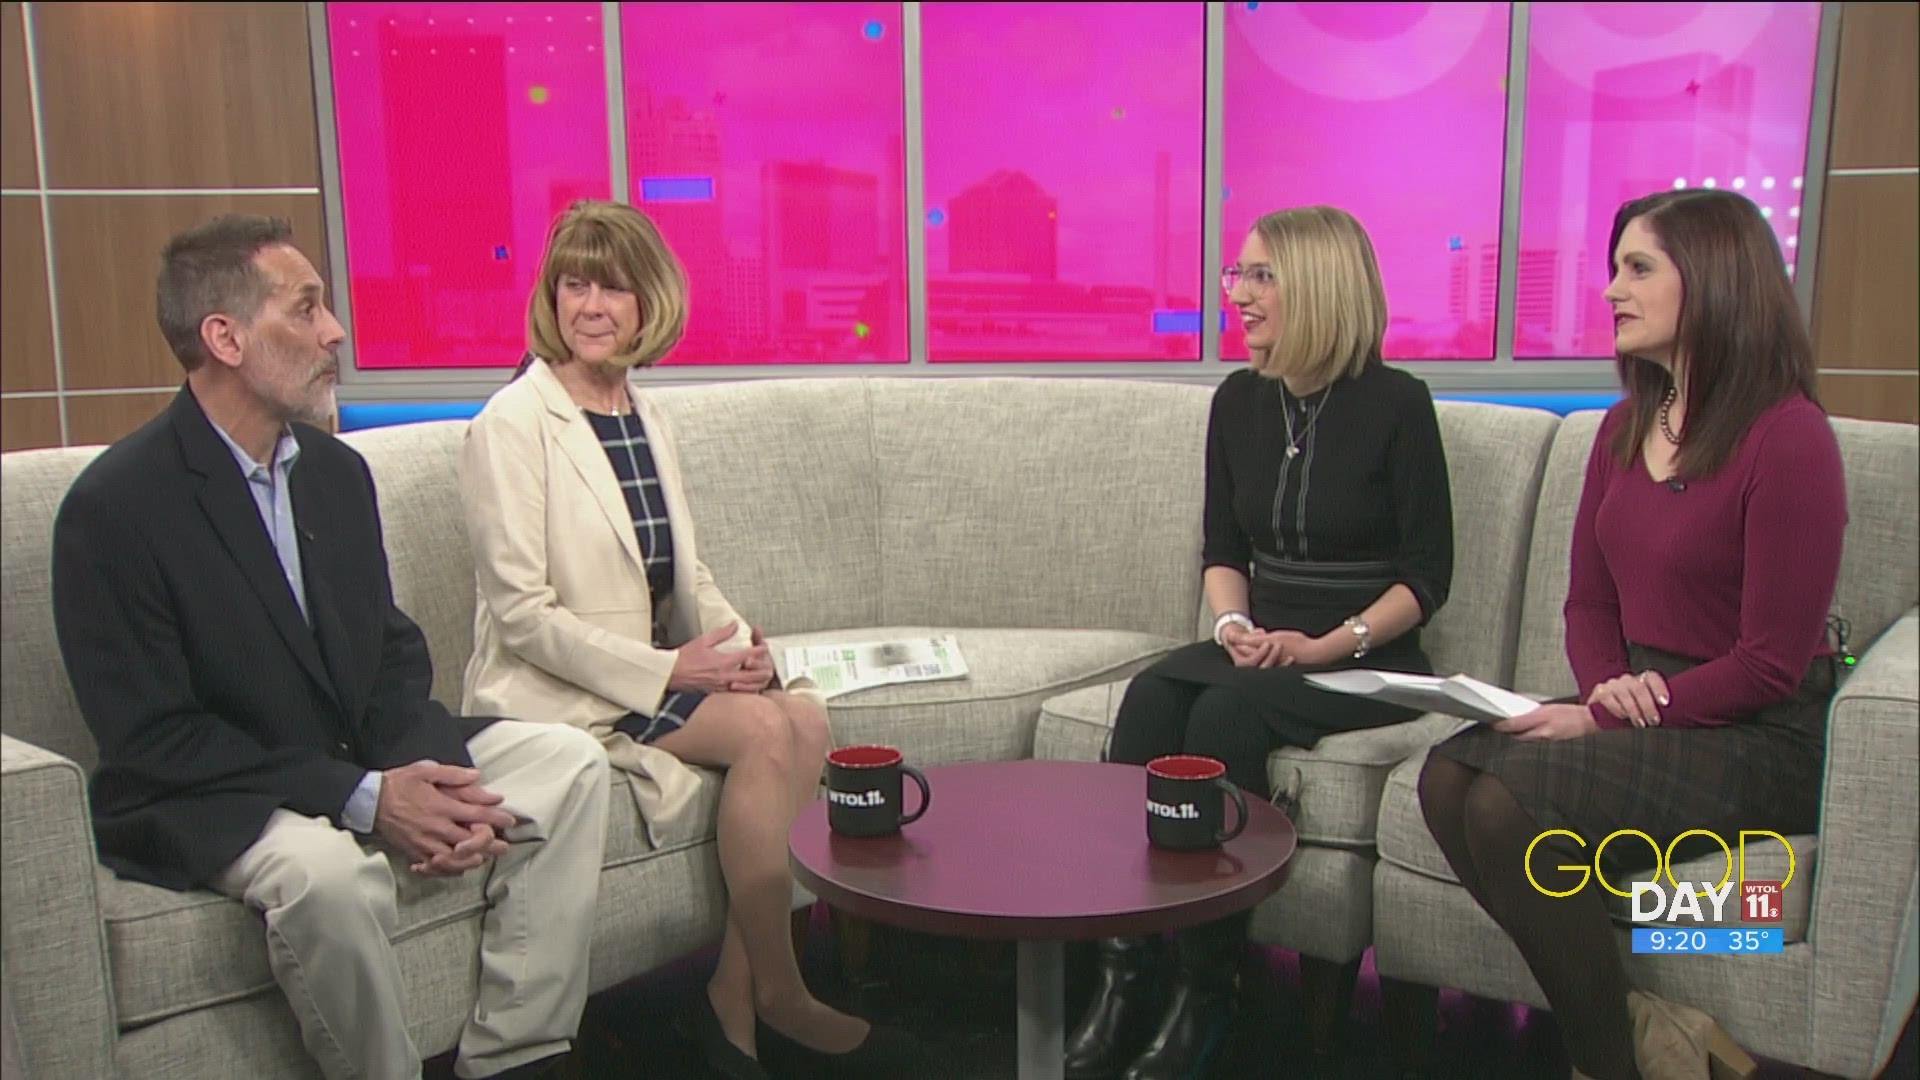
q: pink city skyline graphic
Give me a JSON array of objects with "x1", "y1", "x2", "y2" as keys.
[{"x1": 327, "y1": 2, "x2": 1818, "y2": 369}]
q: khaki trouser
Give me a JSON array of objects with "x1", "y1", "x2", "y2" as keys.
[{"x1": 214, "y1": 721, "x2": 611, "y2": 1080}]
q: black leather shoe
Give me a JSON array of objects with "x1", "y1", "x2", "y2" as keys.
[
  {"x1": 769, "y1": 1020, "x2": 931, "y2": 1075},
  {"x1": 674, "y1": 997, "x2": 772, "y2": 1080},
  {"x1": 1064, "y1": 936, "x2": 1165, "y2": 1079},
  {"x1": 484, "y1": 1052, "x2": 570, "y2": 1080},
  {"x1": 1121, "y1": 915, "x2": 1248, "y2": 1080},
  {"x1": 1121, "y1": 977, "x2": 1237, "y2": 1080}
]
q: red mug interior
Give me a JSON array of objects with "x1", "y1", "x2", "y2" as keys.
[
  {"x1": 829, "y1": 745, "x2": 904, "y2": 769},
  {"x1": 1147, "y1": 754, "x2": 1226, "y2": 781}
]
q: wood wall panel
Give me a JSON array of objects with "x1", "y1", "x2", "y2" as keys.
[
  {"x1": 65, "y1": 391, "x2": 174, "y2": 447},
  {"x1": 1, "y1": 195, "x2": 55, "y2": 391},
  {"x1": 1830, "y1": 3, "x2": 1920, "y2": 170},
  {"x1": 1820, "y1": 373, "x2": 1920, "y2": 424},
  {"x1": 0, "y1": 396, "x2": 60, "y2": 450},
  {"x1": 32, "y1": 3, "x2": 318, "y2": 189},
  {"x1": 1812, "y1": 174, "x2": 1919, "y2": 371},
  {"x1": 1, "y1": 2, "x2": 34, "y2": 188},
  {"x1": 50, "y1": 194, "x2": 328, "y2": 390}
]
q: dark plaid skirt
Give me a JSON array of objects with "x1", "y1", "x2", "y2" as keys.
[
  {"x1": 614, "y1": 690, "x2": 709, "y2": 744},
  {"x1": 1430, "y1": 643, "x2": 1835, "y2": 872}
]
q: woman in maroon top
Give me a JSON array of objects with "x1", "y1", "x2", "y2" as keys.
[{"x1": 1419, "y1": 189, "x2": 1846, "y2": 1080}]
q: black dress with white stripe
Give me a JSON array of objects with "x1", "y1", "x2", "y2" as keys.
[
  {"x1": 587, "y1": 409, "x2": 707, "y2": 744},
  {"x1": 1106, "y1": 364, "x2": 1455, "y2": 793}
]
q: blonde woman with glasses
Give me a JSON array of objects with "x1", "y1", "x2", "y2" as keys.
[{"x1": 1065, "y1": 206, "x2": 1454, "y2": 1080}]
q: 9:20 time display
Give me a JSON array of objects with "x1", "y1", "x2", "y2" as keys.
[{"x1": 1631, "y1": 928, "x2": 1784, "y2": 955}]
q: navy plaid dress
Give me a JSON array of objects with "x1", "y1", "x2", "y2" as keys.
[{"x1": 587, "y1": 409, "x2": 707, "y2": 744}]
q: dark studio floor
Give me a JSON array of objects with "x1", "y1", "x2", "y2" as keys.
[{"x1": 431, "y1": 908, "x2": 1917, "y2": 1080}]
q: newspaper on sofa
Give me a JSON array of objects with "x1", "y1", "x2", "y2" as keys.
[
  {"x1": 781, "y1": 634, "x2": 970, "y2": 699},
  {"x1": 1305, "y1": 669, "x2": 1540, "y2": 725}
]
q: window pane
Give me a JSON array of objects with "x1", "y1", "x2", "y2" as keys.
[
  {"x1": 329, "y1": 4, "x2": 610, "y2": 369},
  {"x1": 621, "y1": 3, "x2": 907, "y2": 365},
  {"x1": 1223, "y1": 3, "x2": 1512, "y2": 362},
  {"x1": 1517, "y1": 2, "x2": 1821, "y2": 358},
  {"x1": 921, "y1": 3, "x2": 1205, "y2": 362}
]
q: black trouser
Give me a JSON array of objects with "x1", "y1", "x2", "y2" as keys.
[
  {"x1": 1108, "y1": 667, "x2": 1423, "y2": 795},
  {"x1": 1106, "y1": 674, "x2": 1277, "y2": 797}
]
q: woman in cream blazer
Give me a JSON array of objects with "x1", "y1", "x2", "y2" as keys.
[{"x1": 461, "y1": 202, "x2": 915, "y2": 1078}]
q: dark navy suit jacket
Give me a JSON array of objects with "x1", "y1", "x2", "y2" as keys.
[{"x1": 52, "y1": 387, "x2": 489, "y2": 890}]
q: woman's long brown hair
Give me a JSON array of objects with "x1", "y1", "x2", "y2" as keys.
[{"x1": 1607, "y1": 189, "x2": 1819, "y2": 479}]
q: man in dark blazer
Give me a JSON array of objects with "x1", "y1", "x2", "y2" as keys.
[{"x1": 51, "y1": 215, "x2": 611, "y2": 1080}]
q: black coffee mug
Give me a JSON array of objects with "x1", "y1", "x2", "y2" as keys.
[
  {"x1": 1146, "y1": 755, "x2": 1249, "y2": 850},
  {"x1": 826, "y1": 745, "x2": 931, "y2": 837}
]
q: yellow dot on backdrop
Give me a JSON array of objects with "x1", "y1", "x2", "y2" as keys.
[{"x1": 529, "y1": 85, "x2": 550, "y2": 105}]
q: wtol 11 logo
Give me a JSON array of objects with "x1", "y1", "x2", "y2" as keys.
[{"x1": 1526, "y1": 829, "x2": 1791, "y2": 955}]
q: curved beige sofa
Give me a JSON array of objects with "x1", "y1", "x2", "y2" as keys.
[{"x1": 3, "y1": 376, "x2": 1913, "y2": 1079}]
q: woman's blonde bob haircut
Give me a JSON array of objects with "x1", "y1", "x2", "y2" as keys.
[
  {"x1": 526, "y1": 200, "x2": 687, "y2": 369},
  {"x1": 1244, "y1": 206, "x2": 1388, "y2": 386}
]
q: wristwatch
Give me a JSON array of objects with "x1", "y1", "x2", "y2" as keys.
[{"x1": 1343, "y1": 615, "x2": 1372, "y2": 659}]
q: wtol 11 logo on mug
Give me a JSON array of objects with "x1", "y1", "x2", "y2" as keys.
[
  {"x1": 1147, "y1": 799, "x2": 1201, "y2": 820},
  {"x1": 1525, "y1": 828, "x2": 1792, "y2": 956}
]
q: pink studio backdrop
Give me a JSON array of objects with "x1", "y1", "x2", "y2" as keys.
[
  {"x1": 1516, "y1": 2, "x2": 1821, "y2": 358},
  {"x1": 919, "y1": 3, "x2": 1206, "y2": 362},
  {"x1": 329, "y1": 4, "x2": 610, "y2": 370},
  {"x1": 621, "y1": 2, "x2": 908, "y2": 365},
  {"x1": 1222, "y1": 3, "x2": 1511, "y2": 362},
  {"x1": 325, "y1": 3, "x2": 1824, "y2": 369}
]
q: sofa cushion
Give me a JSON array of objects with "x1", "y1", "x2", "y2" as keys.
[
  {"x1": 1509, "y1": 412, "x2": 1604, "y2": 698},
  {"x1": 1824, "y1": 416, "x2": 1920, "y2": 649},
  {"x1": 603, "y1": 757, "x2": 725, "y2": 867},
  {"x1": 341, "y1": 420, "x2": 476, "y2": 713},
  {"x1": 1248, "y1": 844, "x2": 1376, "y2": 962},
  {"x1": 1268, "y1": 716, "x2": 1484, "y2": 848},
  {"x1": 1032, "y1": 681, "x2": 1131, "y2": 763},
  {"x1": 103, "y1": 843, "x2": 497, "y2": 1029},
  {"x1": 0, "y1": 445, "x2": 107, "y2": 771},
  {"x1": 1421, "y1": 402, "x2": 1560, "y2": 690},
  {"x1": 645, "y1": 378, "x2": 887, "y2": 638},
  {"x1": 1374, "y1": 749, "x2": 1814, "y2": 942},
  {"x1": 1035, "y1": 679, "x2": 1466, "y2": 847},
  {"x1": 774, "y1": 627, "x2": 1179, "y2": 765},
  {"x1": 869, "y1": 378, "x2": 1214, "y2": 643}
]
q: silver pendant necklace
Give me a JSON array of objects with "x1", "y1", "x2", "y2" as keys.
[{"x1": 1281, "y1": 382, "x2": 1333, "y2": 459}]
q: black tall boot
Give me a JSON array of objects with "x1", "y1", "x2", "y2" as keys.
[
  {"x1": 1065, "y1": 936, "x2": 1167, "y2": 1079},
  {"x1": 1122, "y1": 913, "x2": 1249, "y2": 1080}
]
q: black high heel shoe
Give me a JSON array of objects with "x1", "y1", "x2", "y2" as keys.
[
  {"x1": 764, "y1": 1020, "x2": 931, "y2": 1075},
  {"x1": 674, "y1": 996, "x2": 772, "y2": 1080}
]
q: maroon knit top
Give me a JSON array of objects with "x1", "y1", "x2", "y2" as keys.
[{"x1": 1565, "y1": 394, "x2": 1847, "y2": 729}]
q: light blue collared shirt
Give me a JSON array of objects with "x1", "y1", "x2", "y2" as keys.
[{"x1": 212, "y1": 421, "x2": 382, "y2": 834}]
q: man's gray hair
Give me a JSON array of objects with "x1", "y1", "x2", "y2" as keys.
[{"x1": 155, "y1": 215, "x2": 295, "y2": 371}]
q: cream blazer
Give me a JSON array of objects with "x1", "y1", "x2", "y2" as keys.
[{"x1": 459, "y1": 356, "x2": 752, "y2": 846}]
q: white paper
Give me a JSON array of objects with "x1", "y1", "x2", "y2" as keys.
[
  {"x1": 1306, "y1": 669, "x2": 1541, "y2": 724},
  {"x1": 781, "y1": 634, "x2": 970, "y2": 699}
]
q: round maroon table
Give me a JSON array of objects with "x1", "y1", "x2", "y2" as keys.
[{"x1": 789, "y1": 759, "x2": 1296, "y2": 1080}]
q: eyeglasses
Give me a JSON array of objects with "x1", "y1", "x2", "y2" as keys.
[{"x1": 1221, "y1": 264, "x2": 1277, "y2": 294}]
